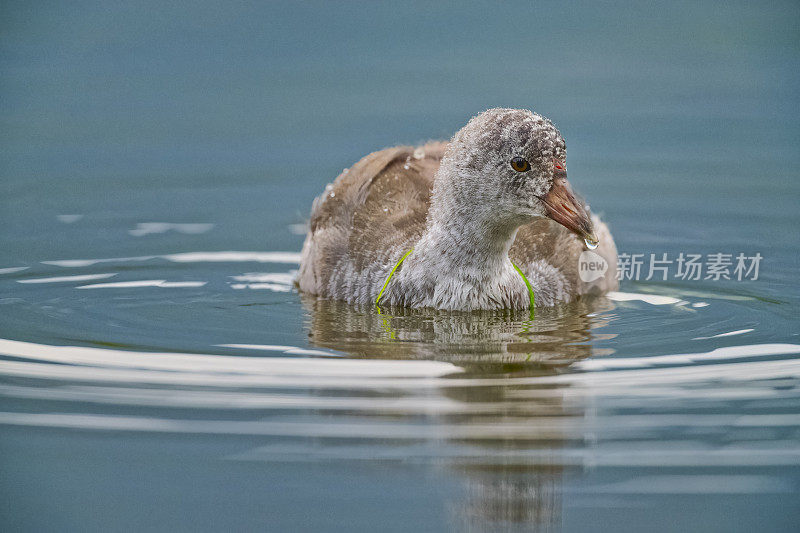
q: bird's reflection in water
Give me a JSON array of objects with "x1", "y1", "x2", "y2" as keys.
[
  {"x1": 301, "y1": 296, "x2": 616, "y2": 530},
  {"x1": 302, "y1": 295, "x2": 615, "y2": 370}
]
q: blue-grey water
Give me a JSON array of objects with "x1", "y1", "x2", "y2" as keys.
[{"x1": 2, "y1": 1, "x2": 799, "y2": 531}]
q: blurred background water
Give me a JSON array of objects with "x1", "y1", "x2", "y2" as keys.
[{"x1": 1, "y1": 1, "x2": 799, "y2": 531}]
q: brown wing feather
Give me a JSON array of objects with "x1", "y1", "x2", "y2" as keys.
[
  {"x1": 299, "y1": 142, "x2": 447, "y2": 295},
  {"x1": 510, "y1": 218, "x2": 583, "y2": 292}
]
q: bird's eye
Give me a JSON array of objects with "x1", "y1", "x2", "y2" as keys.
[{"x1": 510, "y1": 157, "x2": 530, "y2": 172}]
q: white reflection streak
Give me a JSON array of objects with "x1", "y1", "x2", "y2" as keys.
[
  {"x1": 164, "y1": 252, "x2": 301, "y2": 264},
  {"x1": 229, "y1": 444, "x2": 800, "y2": 468},
  {"x1": 0, "y1": 412, "x2": 798, "y2": 444},
  {"x1": 76, "y1": 280, "x2": 207, "y2": 289},
  {"x1": 0, "y1": 383, "x2": 797, "y2": 417},
  {"x1": 129, "y1": 222, "x2": 214, "y2": 237},
  {"x1": 0, "y1": 360, "x2": 461, "y2": 389},
  {"x1": 0, "y1": 412, "x2": 573, "y2": 440},
  {"x1": 42, "y1": 256, "x2": 157, "y2": 267},
  {"x1": 571, "y1": 343, "x2": 800, "y2": 371},
  {"x1": 582, "y1": 475, "x2": 792, "y2": 494},
  {"x1": 0, "y1": 267, "x2": 30, "y2": 275},
  {"x1": 229, "y1": 271, "x2": 296, "y2": 291},
  {"x1": 230, "y1": 283, "x2": 291, "y2": 291},
  {"x1": 693, "y1": 328, "x2": 755, "y2": 340},
  {"x1": 217, "y1": 344, "x2": 339, "y2": 357},
  {"x1": 0, "y1": 338, "x2": 460, "y2": 378},
  {"x1": 17, "y1": 273, "x2": 117, "y2": 284},
  {"x1": 42, "y1": 251, "x2": 302, "y2": 268},
  {"x1": 0, "y1": 384, "x2": 486, "y2": 413},
  {"x1": 230, "y1": 272, "x2": 296, "y2": 284},
  {"x1": 606, "y1": 291, "x2": 682, "y2": 305}
]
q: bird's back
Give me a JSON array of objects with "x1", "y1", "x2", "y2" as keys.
[{"x1": 297, "y1": 142, "x2": 445, "y2": 301}]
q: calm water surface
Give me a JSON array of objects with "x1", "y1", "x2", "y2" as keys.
[{"x1": 2, "y1": 1, "x2": 799, "y2": 531}]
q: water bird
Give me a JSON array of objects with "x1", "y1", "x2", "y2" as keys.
[{"x1": 298, "y1": 108, "x2": 617, "y2": 310}]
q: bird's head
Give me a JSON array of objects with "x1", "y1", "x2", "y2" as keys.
[{"x1": 438, "y1": 108, "x2": 598, "y2": 248}]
